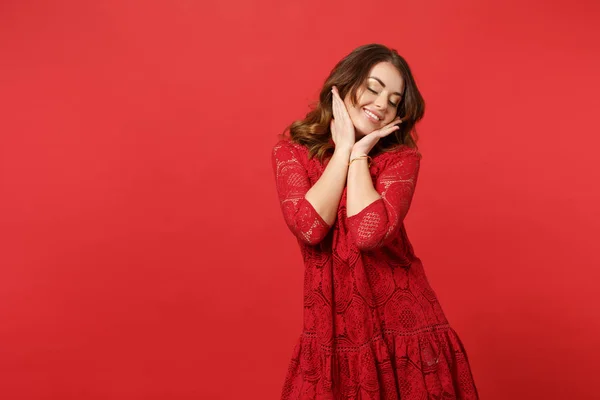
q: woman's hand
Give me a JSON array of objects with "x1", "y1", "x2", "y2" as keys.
[
  {"x1": 351, "y1": 117, "x2": 402, "y2": 158},
  {"x1": 330, "y1": 86, "x2": 355, "y2": 153}
]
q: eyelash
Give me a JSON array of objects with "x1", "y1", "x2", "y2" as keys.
[{"x1": 368, "y1": 87, "x2": 399, "y2": 107}]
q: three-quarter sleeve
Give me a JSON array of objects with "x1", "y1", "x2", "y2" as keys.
[
  {"x1": 346, "y1": 148, "x2": 421, "y2": 251},
  {"x1": 271, "y1": 140, "x2": 332, "y2": 245}
]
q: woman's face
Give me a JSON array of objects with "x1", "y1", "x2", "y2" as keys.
[{"x1": 343, "y1": 61, "x2": 404, "y2": 137}]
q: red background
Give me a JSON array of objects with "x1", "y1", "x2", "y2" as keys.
[{"x1": 1, "y1": 0, "x2": 599, "y2": 399}]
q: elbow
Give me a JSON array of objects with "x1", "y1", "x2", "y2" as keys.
[
  {"x1": 351, "y1": 219, "x2": 401, "y2": 251},
  {"x1": 287, "y1": 219, "x2": 331, "y2": 246},
  {"x1": 288, "y1": 199, "x2": 332, "y2": 245},
  {"x1": 354, "y1": 234, "x2": 386, "y2": 251},
  {"x1": 346, "y1": 198, "x2": 389, "y2": 251},
  {"x1": 297, "y1": 230, "x2": 329, "y2": 246},
  {"x1": 348, "y1": 221, "x2": 387, "y2": 251}
]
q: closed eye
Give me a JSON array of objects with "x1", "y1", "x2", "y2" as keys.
[{"x1": 369, "y1": 87, "x2": 399, "y2": 108}]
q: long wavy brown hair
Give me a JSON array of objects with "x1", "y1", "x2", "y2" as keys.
[{"x1": 281, "y1": 44, "x2": 425, "y2": 162}]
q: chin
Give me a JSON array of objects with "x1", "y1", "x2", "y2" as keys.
[
  {"x1": 353, "y1": 118, "x2": 380, "y2": 136},
  {"x1": 356, "y1": 127, "x2": 375, "y2": 136}
]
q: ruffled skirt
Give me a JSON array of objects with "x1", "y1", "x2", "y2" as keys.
[{"x1": 281, "y1": 325, "x2": 478, "y2": 399}]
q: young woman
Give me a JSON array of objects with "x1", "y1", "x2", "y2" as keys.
[{"x1": 271, "y1": 44, "x2": 478, "y2": 399}]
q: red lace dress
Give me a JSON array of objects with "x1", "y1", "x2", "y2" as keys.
[{"x1": 271, "y1": 138, "x2": 478, "y2": 400}]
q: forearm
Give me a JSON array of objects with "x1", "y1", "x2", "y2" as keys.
[
  {"x1": 346, "y1": 153, "x2": 381, "y2": 217},
  {"x1": 305, "y1": 146, "x2": 352, "y2": 226}
]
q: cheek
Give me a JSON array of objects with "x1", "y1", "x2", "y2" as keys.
[
  {"x1": 384, "y1": 114, "x2": 396, "y2": 125},
  {"x1": 343, "y1": 99, "x2": 352, "y2": 110},
  {"x1": 344, "y1": 100, "x2": 361, "y2": 118},
  {"x1": 352, "y1": 88, "x2": 369, "y2": 105}
]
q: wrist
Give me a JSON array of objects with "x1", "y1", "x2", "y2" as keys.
[
  {"x1": 351, "y1": 144, "x2": 371, "y2": 158},
  {"x1": 348, "y1": 154, "x2": 372, "y2": 167},
  {"x1": 334, "y1": 143, "x2": 354, "y2": 154},
  {"x1": 350, "y1": 150, "x2": 368, "y2": 159}
]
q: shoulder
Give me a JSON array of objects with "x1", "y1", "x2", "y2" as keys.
[
  {"x1": 374, "y1": 145, "x2": 422, "y2": 168},
  {"x1": 272, "y1": 138, "x2": 310, "y2": 165},
  {"x1": 273, "y1": 138, "x2": 307, "y2": 153}
]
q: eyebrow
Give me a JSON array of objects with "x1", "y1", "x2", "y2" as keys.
[{"x1": 368, "y1": 76, "x2": 403, "y2": 96}]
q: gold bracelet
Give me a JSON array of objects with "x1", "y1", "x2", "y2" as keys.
[{"x1": 348, "y1": 155, "x2": 372, "y2": 167}]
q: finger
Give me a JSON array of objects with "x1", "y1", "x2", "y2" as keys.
[
  {"x1": 332, "y1": 90, "x2": 351, "y2": 120},
  {"x1": 331, "y1": 87, "x2": 345, "y2": 108},
  {"x1": 331, "y1": 86, "x2": 339, "y2": 104},
  {"x1": 331, "y1": 89, "x2": 339, "y2": 117},
  {"x1": 332, "y1": 95, "x2": 341, "y2": 119},
  {"x1": 387, "y1": 117, "x2": 402, "y2": 127},
  {"x1": 378, "y1": 118, "x2": 401, "y2": 132},
  {"x1": 378, "y1": 125, "x2": 400, "y2": 138},
  {"x1": 333, "y1": 94, "x2": 349, "y2": 123},
  {"x1": 372, "y1": 124, "x2": 399, "y2": 138},
  {"x1": 331, "y1": 88, "x2": 342, "y2": 110}
]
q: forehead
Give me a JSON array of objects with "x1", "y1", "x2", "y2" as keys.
[{"x1": 368, "y1": 62, "x2": 404, "y2": 93}]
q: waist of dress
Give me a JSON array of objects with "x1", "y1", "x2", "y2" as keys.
[{"x1": 300, "y1": 323, "x2": 452, "y2": 352}]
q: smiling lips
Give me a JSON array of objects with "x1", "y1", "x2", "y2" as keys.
[{"x1": 363, "y1": 108, "x2": 382, "y2": 123}]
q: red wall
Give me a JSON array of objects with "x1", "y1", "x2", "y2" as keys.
[{"x1": 1, "y1": 0, "x2": 599, "y2": 399}]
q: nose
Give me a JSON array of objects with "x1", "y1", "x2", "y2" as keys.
[{"x1": 373, "y1": 94, "x2": 386, "y2": 109}]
